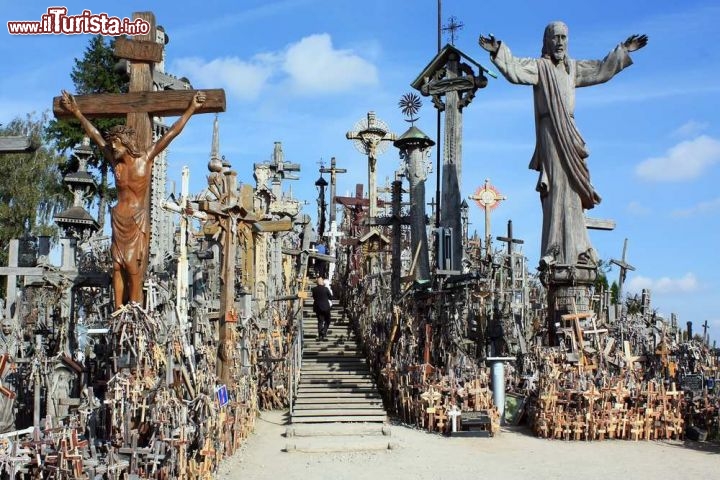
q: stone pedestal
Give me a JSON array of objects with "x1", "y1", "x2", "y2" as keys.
[{"x1": 542, "y1": 264, "x2": 597, "y2": 346}]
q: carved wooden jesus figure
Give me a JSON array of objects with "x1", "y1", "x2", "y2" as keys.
[
  {"x1": 60, "y1": 90, "x2": 206, "y2": 309},
  {"x1": 479, "y1": 22, "x2": 647, "y2": 267}
]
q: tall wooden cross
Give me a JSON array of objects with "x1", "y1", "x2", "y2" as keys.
[
  {"x1": 496, "y1": 220, "x2": 524, "y2": 284},
  {"x1": 610, "y1": 238, "x2": 635, "y2": 301},
  {"x1": 53, "y1": 13, "x2": 225, "y2": 143},
  {"x1": 199, "y1": 172, "x2": 255, "y2": 385},
  {"x1": 53, "y1": 11, "x2": 225, "y2": 308},
  {"x1": 199, "y1": 167, "x2": 292, "y2": 384},
  {"x1": 320, "y1": 157, "x2": 347, "y2": 282},
  {"x1": 320, "y1": 157, "x2": 347, "y2": 226},
  {"x1": 701, "y1": 320, "x2": 710, "y2": 345}
]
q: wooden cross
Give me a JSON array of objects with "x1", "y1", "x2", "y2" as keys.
[
  {"x1": 435, "y1": 407, "x2": 448, "y2": 432},
  {"x1": 496, "y1": 219, "x2": 524, "y2": 283},
  {"x1": 52, "y1": 11, "x2": 225, "y2": 309},
  {"x1": 420, "y1": 385, "x2": 442, "y2": 431},
  {"x1": 0, "y1": 135, "x2": 36, "y2": 153},
  {"x1": 0, "y1": 239, "x2": 44, "y2": 319},
  {"x1": 610, "y1": 238, "x2": 635, "y2": 301},
  {"x1": 427, "y1": 197, "x2": 437, "y2": 225},
  {"x1": 320, "y1": 157, "x2": 348, "y2": 225}
]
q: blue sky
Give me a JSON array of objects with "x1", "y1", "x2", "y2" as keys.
[{"x1": 2, "y1": 1, "x2": 719, "y2": 343}]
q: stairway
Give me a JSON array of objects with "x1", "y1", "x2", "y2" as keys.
[{"x1": 286, "y1": 294, "x2": 393, "y2": 452}]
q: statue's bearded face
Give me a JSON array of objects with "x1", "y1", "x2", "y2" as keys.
[
  {"x1": 110, "y1": 137, "x2": 127, "y2": 160},
  {"x1": 547, "y1": 23, "x2": 568, "y2": 62}
]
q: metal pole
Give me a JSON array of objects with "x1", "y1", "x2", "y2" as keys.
[{"x1": 488, "y1": 356, "x2": 514, "y2": 425}]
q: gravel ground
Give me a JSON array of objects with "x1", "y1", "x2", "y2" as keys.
[{"x1": 218, "y1": 410, "x2": 719, "y2": 480}]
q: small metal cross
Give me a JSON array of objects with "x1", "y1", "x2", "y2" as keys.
[{"x1": 442, "y1": 15, "x2": 464, "y2": 45}]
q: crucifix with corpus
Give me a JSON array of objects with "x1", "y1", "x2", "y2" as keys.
[{"x1": 53, "y1": 12, "x2": 226, "y2": 310}]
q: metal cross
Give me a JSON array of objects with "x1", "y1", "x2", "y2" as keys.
[{"x1": 442, "y1": 15, "x2": 464, "y2": 45}]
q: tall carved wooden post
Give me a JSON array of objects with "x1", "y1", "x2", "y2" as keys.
[
  {"x1": 411, "y1": 45, "x2": 488, "y2": 271},
  {"x1": 394, "y1": 119, "x2": 435, "y2": 282}
]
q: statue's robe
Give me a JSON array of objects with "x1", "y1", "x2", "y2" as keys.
[{"x1": 491, "y1": 43, "x2": 632, "y2": 265}]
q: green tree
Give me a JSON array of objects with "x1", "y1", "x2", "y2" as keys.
[
  {"x1": 594, "y1": 258, "x2": 611, "y2": 293},
  {"x1": 610, "y1": 281, "x2": 619, "y2": 305},
  {"x1": 46, "y1": 35, "x2": 127, "y2": 229},
  {"x1": 0, "y1": 113, "x2": 67, "y2": 269}
]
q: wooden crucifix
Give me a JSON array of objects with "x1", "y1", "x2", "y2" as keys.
[
  {"x1": 346, "y1": 112, "x2": 396, "y2": 219},
  {"x1": 199, "y1": 174, "x2": 256, "y2": 385},
  {"x1": 496, "y1": 220, "x2": 524, "y2": 284},
  {"x1": 610, "y1": 238, "x2": 635, "y2": 302},
  {"x1": 53, "y1": 12, "x2": 225, "y2": 310}
]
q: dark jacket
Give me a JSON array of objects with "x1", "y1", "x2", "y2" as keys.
[{"x1": 311, "y1": 284, "x2": 333, "y2": 313}]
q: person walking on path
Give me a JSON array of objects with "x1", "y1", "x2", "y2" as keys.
[{"x1": 311, "y1": 276, "x2": 333, "y2": 340}]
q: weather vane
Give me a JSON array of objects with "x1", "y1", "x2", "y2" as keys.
[
  {"x1": 398, "y1": 92, "x2": 422, "y2": 126},
  {"x1": 442, "y1": 15, "x2": 464, "y2": 45}
]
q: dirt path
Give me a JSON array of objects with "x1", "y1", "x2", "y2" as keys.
[{"x1": 219, "y1": 410, "x2": 719, "y2": 480}]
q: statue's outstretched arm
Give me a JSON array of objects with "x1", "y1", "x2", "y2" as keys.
[
  {"x1": 60, "y1": 90, "x2": 107, "y2": 150},
  {"x1": 149, "y1": 91, "x2": 206, "y2": 159}
]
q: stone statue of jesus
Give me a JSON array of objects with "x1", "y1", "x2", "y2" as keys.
[
  {"x1": 479, "y1": 22, "x2": 647, "y2": 267},
  {"x1": 60, "y1": 90, "x2": 206, "y2": 309}
]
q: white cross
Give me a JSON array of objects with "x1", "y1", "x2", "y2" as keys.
[{"x1": 447, "y1": 404, "x2": 462, "y2": 433}]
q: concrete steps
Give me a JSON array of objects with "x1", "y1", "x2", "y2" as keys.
[{"x1": 288, "y1": 296, "x2": 390, "y2": 452}]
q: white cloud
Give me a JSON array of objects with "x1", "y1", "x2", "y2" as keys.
[
  {"x1": 282, "y1": 34, "x2": 378, "y2": 94},
  {"x1": 672, "y1": 120, "x2": 708, "y2": 138},
  {"x1": 172, "y1": 34, "x2": 378, "y2": 100},
  {"x1": 671, "y1": 197, "x2": 720, "y2": 217},
  {"x1": 172, "y1": 57, "x2": 272, "y2": 101},
  {"x1": 626, "y1": 201, "x2": 651, "y2": 215},
  {"x1": 626, "y1": 272, "x2": 699, "y2": 294},
  {"x1": 635, "y1": 135, "x2": 720, "y2": 181}
]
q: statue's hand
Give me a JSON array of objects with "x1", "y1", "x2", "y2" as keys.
[
  {"x1": 623, "y1": 34, "x2": 648, "y2": 52},
  {"x1": 60, "y1": 90, "x2": 79, "y2": 114},
  {"x1": 191, "y1": 91, "x2": 206, "y2": 110},
  {"x1": 479, "y1": 34, "x2": 500, "y2": 54}
]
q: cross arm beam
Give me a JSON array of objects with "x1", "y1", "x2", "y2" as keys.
[
  {"x1": 0, "y1": 136, "x2": 37, "y2": 153},
  {"x1": 53, "y1": 89, "x2": 226, "y2": 119}
]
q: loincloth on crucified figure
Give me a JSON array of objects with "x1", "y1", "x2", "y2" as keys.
[{"x1": 110, "y1": 206, "x2": 148, "y2": 273}]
